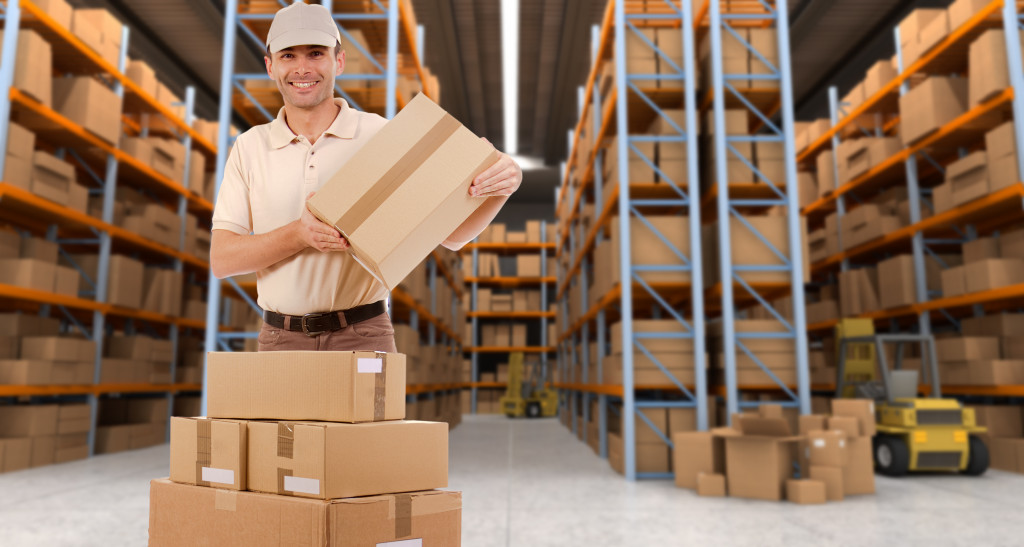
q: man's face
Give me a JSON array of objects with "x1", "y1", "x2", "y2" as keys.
[{"x1": 265, "y1": 44, "x2": 345, "y2": 110}]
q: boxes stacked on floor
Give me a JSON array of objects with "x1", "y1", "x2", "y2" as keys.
[
  {"x1": 609, "y1": 402, "x2": 715, "y2": 476},
  {"x1": 0, "y1": 313, "x2": 95, "y2": 386},
  {"x1": 0, "y1": 402, "x2": 90, "y2": 472},
  {"x1": 673, "y1": 401, "x2": 875, "y2": 503},
  {"x1": 969, "y1": 403, "x2": 1024, "y2": 473},
  {"x1": 151, "y1": 350, "x2": 461, "y2": 544}
]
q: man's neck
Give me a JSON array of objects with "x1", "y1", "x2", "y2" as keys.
[{"x1": 283, "y1": 99, "x2": 341, "y2": 145}]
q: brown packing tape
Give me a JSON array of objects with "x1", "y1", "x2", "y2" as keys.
[
  {"x1": 277, "y1": 467, "x2": 294, "y2": 496},
  {"x1": 277, "y1": 422, "x2": 295, "y2": 495},
  {"x1": 374, "y1": 352, "x2": 387, "y2": 421},
  {"x1": 334, "y1": 114, "x2": 461, "y2": 234},
  {"x1": 195, "y1": 419, "x2": 211, "y2": 487},
  {"x1": 394, "y1": 493, "x2": 413, "y2": 539},
  {"x1": 214, "y1": 489, "x2": 237, "y2": 512}
]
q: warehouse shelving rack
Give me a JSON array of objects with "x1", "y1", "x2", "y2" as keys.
[
  {"x1": 704, "y1": 0, "x2": 810, "y2": 417},
  {"x1": 799, "y1": 0, "x2": 1024, "y2": 398},
  {"x1": 553, "y1": 0, "x2": 707, "y2": 480},
  {"x1": 202, "y1": 0, "x2": 460, "y2": 414},
  {"x1": 0, "y1": 0, "x2": 215, "y2": 456},
  {"x1": 463, "y1": 235, "x2": 555, "y2": 413}
]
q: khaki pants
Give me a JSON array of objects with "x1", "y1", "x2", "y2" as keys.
[{"x1": 257, "y1": 311, "x2": 398, "y2": 352}]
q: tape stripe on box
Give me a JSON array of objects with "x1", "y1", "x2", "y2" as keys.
[
  {"x1": 277, "y1": 467, "x2": 293, "y2": 496},
  {"x1": 195, "y1": 419, "x2": 212, "y2": 486},
  {"x1": 374, "y1": 353, "x2": 388, "y2": 421},
  {"x1": 336, "y1": 115, "x2": 460, "y2": 233},
  {"x1": 395, "y1": 493, "x2": 413, "y2": 539},
  {"x1": 277, "y1": 422, "x2": 293, "y2": 458}
]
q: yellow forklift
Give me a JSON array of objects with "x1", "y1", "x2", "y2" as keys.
[
  {"x1": 500, "y1": 352, "x2": 558, "y2": 418},
  {"x1": 835, "y1": 319, "x2": 988, "y2": 476}
]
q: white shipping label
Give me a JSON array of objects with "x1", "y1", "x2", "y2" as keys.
[
  {"x1": 378, "y1": 540, "x2": 422, "y2": 547},
  {"x1": 840, "y1": 439, "x2": 846, "y2": 448},
  {"x1": 358, "y1": 357, "x2": 383, "y2": 373},
  {"x1": 284, "y1": 476, "x2": 321, "y2": 495},
  {"x1": 202, "y1": 467, "x2": 235, "y2": 485},
  {"x1": 813, "y1": 439, "x2": 826, "y2": 448}
]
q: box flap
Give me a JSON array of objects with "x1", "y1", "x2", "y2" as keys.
[{"x1": 737, "y1": 415, "x2": 793, "y2": 437}]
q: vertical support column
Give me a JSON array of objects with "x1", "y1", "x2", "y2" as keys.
[
  {"x1": 203, "y1": 0, "x2": 240, "y2": 416},
  {"x1": 1003, "y1": 1, "x2": 1024, "y2": 185},
  {"x1": 0, "y1": 0, "x2": 21, "y2": 177},
  {"x1": 471, "y1": 246, "x2": 479, "y2": 413},
  {"x1": 775, "y1": 0, "x2": 811, "y2": 415},
  {"x1": 709, "y1": 1, "x2": 739, "y2": 421},
  {"x1": 612, "y1": 0, "x2": 637, "y2": 480},
  {"x1": 682, "y1": 0, "x2": 708, "y2": 430},
  {"x1": 385, "y1": 0, "x2": 399, "y2": 118},
  {"x1": 827, "y1": 86, "x2": 849, "y2": 272}
]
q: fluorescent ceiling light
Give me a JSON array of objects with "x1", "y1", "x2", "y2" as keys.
[{"x1": 501, "y1": 0, "x2": 519, "y2": 155}]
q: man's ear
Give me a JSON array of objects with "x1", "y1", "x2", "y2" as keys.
[
  {"x1": 337, "y1": 49, "x2": 346, "y2": 75},
  {"x1": 265, "y1": 54, "x2": 273, "y2": 77}
]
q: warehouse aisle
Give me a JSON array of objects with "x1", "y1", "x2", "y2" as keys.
[{"x1": 3, "y1": 415, "x2": 1024, "y2": 546}]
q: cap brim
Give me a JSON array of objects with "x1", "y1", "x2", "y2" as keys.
[{"x1": 267, "y1": 29, "x2": 338, "y2": 53}]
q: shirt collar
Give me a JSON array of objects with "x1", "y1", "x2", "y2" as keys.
[{"x1": 268, "y1": 98, "x2": 358, "y2": 148}]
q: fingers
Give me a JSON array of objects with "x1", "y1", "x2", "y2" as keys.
[
  {"x1": 472, "y1": 161, "x2": 508, "y2": 187},
  {"x1": 471, "y1": 168, "x2": 520, "y2": 196}
]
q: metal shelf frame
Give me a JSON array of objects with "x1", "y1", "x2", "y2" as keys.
[
  {"x1": 807, "y1": 0, "x2": 1024, "y2": 379},
  {"x1": 0, "y1": 0, "x2": 208, "y2": 455},
  {"x1": 555, "y1": 0, "x2": 707, "y2": 481},
  {"x1": 467, "y1": 223, "x2": 553, "y2": 413},
  {"x1": 707, "y1": 0, "x2": 810, "y2": 418}
]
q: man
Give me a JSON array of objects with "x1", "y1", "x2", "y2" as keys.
[{"x1": 210, "y1": 2, "x2": 521, "y2": 352}]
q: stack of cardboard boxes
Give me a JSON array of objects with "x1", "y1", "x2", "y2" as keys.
[
  {"x1": 0, "y1": 233, "x2": 81, "y2": 296},
  {"x1": 941, "y1": 230, "x2": 1024, "y2": 299},
  {"x1": 0, "y1": 402, "x2": 90, "y2": 472},
  {"x1": 932, "y1": 313, "x2": 1024, "y2": 386},
  {"x1": 96, "y1": 397, "x2": 169, "y2": 454},
  {"x1": 101, "y1": 334, "x2": 174, "y2": 385},
  {"x1": 970, "y1": 403, "x2": 1024, "y2": 473},
  {"x1": 151, "y1": 350, "x2": 461, "y2": 544},
  {"x1": 673, "y1": 401, "x2": 875, "y2": 503},
  {"x1": 0, "y1": 313, "x2": 94, "y2": 386}
]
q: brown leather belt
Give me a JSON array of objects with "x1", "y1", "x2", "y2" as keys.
[{"x1": 263, "y1": 300, "x2": 387, "y2": 337}]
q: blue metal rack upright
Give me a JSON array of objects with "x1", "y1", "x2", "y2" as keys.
[
  {"x1": 706, "y1": 0, "x2": 810, "y2": 418},
  {"x1": 555, "y1": 0, "x2": 706, "y2": 480}
]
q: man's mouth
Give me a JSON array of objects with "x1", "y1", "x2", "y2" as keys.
[{"x1": 290, "y1": 81, "x2": 319, "y2": 89}]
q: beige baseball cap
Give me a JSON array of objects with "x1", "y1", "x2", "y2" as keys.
[{"x1": 266, "y1": 2, "x2": 341, "y2": 54}]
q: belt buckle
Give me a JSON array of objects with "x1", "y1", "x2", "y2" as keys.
[{"x1": 300, "y1": 313, "x2": 327, "y2": 337}]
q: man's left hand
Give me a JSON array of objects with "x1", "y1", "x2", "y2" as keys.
[{"x1": 469, "y1": 140, "x2": 522, "y2": 197}]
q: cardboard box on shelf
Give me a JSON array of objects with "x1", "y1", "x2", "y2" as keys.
[
  {"x1": 0, "y1": 29, "x2": 52, "y2": 106},
  {"x1": 20, "y1": 336, "x2": 95, "y2": 362},
  {"x1": 148, "y1": 479, "x2": 461, "y2": 546},
  {"x1": 51, "y1": 76, "x2": 123, "y2": 145},
  {"x1": 516, "y1": 254, "x2": 541, "y2": 277},
  {"x1": 247, "y1": 420, "x2": 447, "y2": 499},
  {"x1": 0, "y1": 404, "x2": 59, "y2": 437},
  {"x1": 149, "y1": 137, "x2": 187, "y2": 183},
  {"x1": 169, "y1": 417, "x2": 247, "y2": 491},
  {"x1": 34, "y1": 0, "x2": 73, "y2": 30},
  {"x1": 936, "y1": 337, "x2": 1000, "y2": 363},
  {"x1": 947, "y1": 151, "x2": 989, "y2": 207},
  {"x1": 107, "y1": 254, "x2": 145, "y2": 309},
  {"x1": 968, "y1": 29, "x2": 1018, "y2": 106},
  {"x1": 308, "y1": 94, "x2": 500, "y2": 290},
  {"x1": 940, "y1": 264, "x2": 967, "y2": 297},
  {"x1": 816, "y1": 149, "x2": 836, "y2": 197},
  {"x1": 206, "y1": 351, "x2": 406, "y2": 422},
  {"x1": 898, "y1": 76, "x2": 968, "y2": 146},
  {"x1": 964, "y1": 258, "x2": 1024, "y2": 294},
  {"x1": 786, "y1": 479, "x2": 826, "y2": 505},
  {"x1": 7, "y1": 121, "x2": 35, "y2": 161},
  {"x1": 30, "y1": 151, "x2": 75, "y2": 206},
  {"x1": 0, "y1": 258, "x2": 57, "y2": 292},
  {"x1": 0, "y1": 313, "x2": 60, "y2": 336},
  {"x1": 949, "y1": 0, "x2": 991, "y2": 30},
  {"x1": 126, "y1": 59, "x2": 158, "y2": 99},
  {"x1": 75, "y1": 8, "x2": 122, "y2": 67}
]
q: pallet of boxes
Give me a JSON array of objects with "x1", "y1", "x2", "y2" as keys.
[
  {"x1": 149, "y1": 350, "x2": 462, "y2": 544},
  {"x1": 673, "y1": 400, "x2": 876, "y2": 504}
]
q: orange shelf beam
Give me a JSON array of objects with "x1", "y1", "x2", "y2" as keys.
[
  {"x1": 466, "y1": 346, "x2": 555, "y2": 353},
  {"x1": 0, "y1": 382, "x2": 203, "y2": 397},
  {"x1": 468, "y1": 311, "x2": 555, "y2": 319},
  {"x1": 466, "y1": 276, "x2": 556, "y2": 285}
]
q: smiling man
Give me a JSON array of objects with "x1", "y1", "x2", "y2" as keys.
[{"x1": 210, "y1": 2, "x2": 522, "y2": 352}]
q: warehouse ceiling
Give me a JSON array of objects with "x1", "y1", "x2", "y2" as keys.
[{"x1": 76, "y1": 0, "x2": 952, "y2": 185}]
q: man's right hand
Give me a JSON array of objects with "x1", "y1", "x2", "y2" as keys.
[{"x1": 296, "y1": 193, "x2": 350, "y2": 253}]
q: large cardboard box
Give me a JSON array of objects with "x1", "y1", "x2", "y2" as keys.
[
  {"x1": 308, "y1": 94, "x2": 500, "y2": 290},
  {"x1": 947, "y1": 151, "x2": 989, "y2": 207},
  {"x1": 149, "y1": 479, "x2": 461, "y2": 546},
  {"x1": 126, "y1": 59, "x2": 158, "y2": 99},
  {"x1": 0, "y1": 30, "x2": 52, "y2": 106},
  {"x1": 723, "y1": 415, "x2": 800, "y2": 501},
  {"x1": 843, "y1": 436, "x2": 876, "y2": 495},
  {"x1": 810, "y1": 465, "x2": 845, "y2": 501},
  {"x1": 0, "y1": 404, "x2": 59, "y2": 437},
  {"x1": 0, "y1": 258, "x2": 56, "y2": 291},
  {"x1": 207, "y1": 351, "x2": 406, "y2": 422},
  {"x1": 968, "y1": 30, "x2": 1020, "y2": 106},
  {"x1": 898, "y1": 77, "x2": 968, "y2": 146},
  {"x1": 169, "y1": 417, "x2": 247, "y2": 491},
  {"x1": 31, "y1": 150, "x2": 75, "y2": 206},
  {"x1": 831, "y1": 399, "x2": 877, "y2": 437},
  {"x1": 51, "y1": 76, "x2": 123, "y2": 145},
  {"x1": 0, "y1": 437, "x2": 31, "y2": 472},
  {"x1": 786, "y1": 479, "x2": 826, "y2": 505},
  {"x1": 672, "y1": 430, "x2": 729, "y2": 489},
  {"x1": 936, "y1": 337, "x2": 1000, "y2": 363},
  {"x1": 247, "y1": 420, "x2": 447, "y2": 499},
  {"x1": 965, "y1": 258, "x2": 1024, "y2": 293}
]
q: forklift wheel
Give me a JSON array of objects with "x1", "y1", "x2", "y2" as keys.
[
  {"x1": 874, "y1": 435, "x2": 910, "y2": 477},
  {"x1": 963, "y1": 436, "x2": 990, "y2": 476},
  {"x1": 526, "y1": 402, "x2": 542, "y2": 418}
]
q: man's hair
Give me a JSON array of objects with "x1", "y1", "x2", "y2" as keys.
[{"x1": 266, "y1": 41, "x2": 341, "y2": 58}]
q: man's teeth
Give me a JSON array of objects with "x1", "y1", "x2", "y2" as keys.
[{"x1": 293, "y1": 82, "x2": 316, "y2": 88}]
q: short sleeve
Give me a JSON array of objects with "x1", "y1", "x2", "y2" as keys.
[{"x1": 211, "y1": 139, "x2": 252, "y2": 235}]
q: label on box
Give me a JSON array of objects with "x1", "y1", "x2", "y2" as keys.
[
  {"x1": 358, "y1": 357, "x2": 383, "y2": 373},
  {"x1": 813, "y1": 439, "x2": 826, "y2": 448},
  {"x1": 378, "y1": 541, "x2": 422, "y2": 547},
  {"x1": 201, "y1": 467, "x2": 235, "y2": 485},
  {"x1": 283, "y1": 475, "x2": 320, "y2": 495}
]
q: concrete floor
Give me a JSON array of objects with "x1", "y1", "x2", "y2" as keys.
[{"x1": 1, "y1": 414, "x2": 1023, "y2": 546}]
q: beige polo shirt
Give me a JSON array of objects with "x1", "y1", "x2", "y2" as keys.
[{"x1": 212, "y1": 98, "x2": 390, "y2": 315}]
